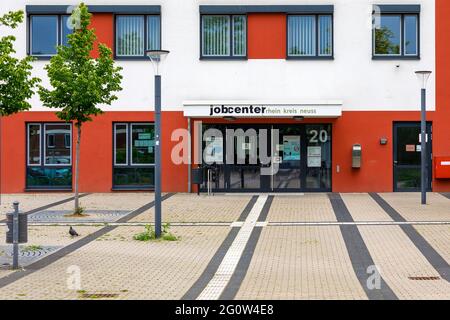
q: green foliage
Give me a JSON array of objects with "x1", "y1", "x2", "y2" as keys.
[
  {"x1": 0, "y1": 11, "x2": 24, "y2": 28},
  {"x1": 133, "y1": 223, "x2": 179, "y2": 242},
  {"x1": 38, "y1": 3, "x2": 122, "y2": 213},
  {"x1": 374, "y1": 27, "x2": 400, "y2": 55},
  {"x1": 133, "y1": 224, "x2": 156, "y2": 241},
  {"x1": 74, "y1": 206, "x2": 85, "y2": 215},
  {"x1": 38, "y1": 3, "x2": 122, "y2": 126},
  {"x1": 21, "y1": 245, "x2": 43, "y2": 252},
  {"x1": 0, "y1": 10, "x2": 40, "y2": 116}
]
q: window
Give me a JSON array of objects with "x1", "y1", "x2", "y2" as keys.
[
  {"x1": 373, "y1": 14, "x2": 419, "y2": 58},
  {"x1": 115, "y1": 15, "x2": 161, "y2": 58},
  {"x1": 287, "y1": 15, "x2": 333, "y2": 58},
  {"x1": 29, "y1": 15, "x2": 73, "y2": 56},
  {"x1": 113, "y1": 123, "x2": 155, "y2": 189},
  {"x1": 201, "y1": 15, "x2": 247, "y2": 58},
  {"x1": 26, "y1": 123, "x2": 72, "y2": 189}
]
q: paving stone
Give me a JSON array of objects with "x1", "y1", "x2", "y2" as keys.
[
  {"x1": 130, "y1": 194, "x2": 252, "y2": 223},
  {"x1": 379, "y1": 193, "x2": 450, "y2": 221},
  {"x1": 358, "y1": 225, "x2": 450, "y2": 299},
  {"x1": 0, "y1": 193, "x2": 76, "y2": 216},
  {"x1": 0, "y1": 226, "x2": 229, "y2": 300},
  {"x1": 341, "y1": 193, "x2": 393, "y2": 222},
  {"x1": 267, "y1": 194, "x2": 336, "y2": 222},
  {"x1": 0, "y1": 225, "x2": 101, "y2": 279},
  {"x1": 236, "y1": 226, "x2": 367, "y2": 300},
  {"x1": 413, "y1": 225, "x2": 450, "y2": 264}
]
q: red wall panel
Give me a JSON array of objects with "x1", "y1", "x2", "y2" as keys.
[
  {"x1": 434, "y1": 0, "x2": 450, "y2": 191},
  {"x1": 89, "y1": 13, "x2": 114, "y2": 58},
  {"x1": 248, "y1": 13, "x2": 286, "y2": 59},
  {"x1": 0, "y1": 111, "x2": 189, "y2": 194}
]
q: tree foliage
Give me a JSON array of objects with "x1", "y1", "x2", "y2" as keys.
[
  {"x1": 38, "y1": 3, "x2": 122, "y2": 212},
  {"x1": 0, "y1": 10, "x2": 40, "y2": 116},
  {"x1": 375, "y1": 27, "x2": 400, "y2": 55},
  {"x1": 38, "y1": 3, "x2": 123, "y2": 126}
]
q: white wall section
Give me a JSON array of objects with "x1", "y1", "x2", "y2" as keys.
[{"x1": 1, "y1": 0, "x2": 436, "y2": 112}]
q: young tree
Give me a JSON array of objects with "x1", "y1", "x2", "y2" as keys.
[
  {"x1": 39, "y1": 3, "x2": 122, "y2": 214},
  {"x1": 0, "y1": 10, "x2": 40, "y2": 201},
  {"x1": 0, "y1": 10, "x2": 40, "y2": 116}
]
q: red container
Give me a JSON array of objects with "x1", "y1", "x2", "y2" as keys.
[{"x1": 435, "y1": 157, "x2": 450, "y2": 179}]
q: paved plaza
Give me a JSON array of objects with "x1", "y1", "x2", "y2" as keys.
[{"x1": 0, "y1": 192, "x2": 449, "y2": 300}]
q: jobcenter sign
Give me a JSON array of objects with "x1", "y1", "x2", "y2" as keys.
[{"x1": 183, "y1": 101, "x2": 343, "y2": 118}]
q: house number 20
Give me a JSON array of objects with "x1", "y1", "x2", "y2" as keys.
[{"x1": 309, "y1": 130, "x2": 328, "y2": 143}]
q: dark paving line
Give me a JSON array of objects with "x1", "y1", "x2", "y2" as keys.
[
  {"x1": 368, "y1": 193, "x2": 406, "y2": 222},
  {"x1": 237, "y1": 196, "x2": 258, "y2": 222},
  {"x1": 441, "y1": 193, "x2": 450, "y2": 200},
  {"x1": 182, "y1": 196, "x2": 258, "y2": 300},
  {"x1": 257, "y1": 195, "x2": 274, "y2": 222},
  {"x1": 181, "y1": 228, "x2": 240, "y2": 300},
  {"x1": 370, "y1": 193, "x2": 450, "y2": 282},
  {"x1": 0, "y1": 193, "x2": 91, "y2": 223},
  {"x1": 0, "y1": 193, "x2": 174, "y2": 289},
  {"x1": 220, "y1": 196, "x2": 273, "y2": 300},
  {"x1": 328, "y1": 193, "x2": 398, "y2": 300}
]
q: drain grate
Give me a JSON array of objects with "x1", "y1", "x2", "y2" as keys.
[
  {"x1": 80, "y1": 293, "x2": 119, "y2": 299},
  {"x1": 408, "y1": 276, "x2": 441, "y2": 281}
]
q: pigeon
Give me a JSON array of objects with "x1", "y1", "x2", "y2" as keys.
[{"x1": 69, "y1": 226, "x2": 79, "y2": 237}]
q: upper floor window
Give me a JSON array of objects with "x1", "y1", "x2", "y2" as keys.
[
  {"x1": 373, "y1": 13, "x2": 419, "y2": 58},
  {"x1": 115, "y1": 15, "x2": 161, "y2": 58},
  {"x1": 29, "y1": 15, "x2": 73, "y2": 56},
  {"x1": 287, "y1": 15, "x2": 333, "y2": 59},
  {"x1": 201, "y1": 15, "x2": 247, "y2": 59}
]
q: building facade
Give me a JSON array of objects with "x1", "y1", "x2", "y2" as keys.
[{"x1": 1, "y1": 0, "x2": 449, "y2": 194}]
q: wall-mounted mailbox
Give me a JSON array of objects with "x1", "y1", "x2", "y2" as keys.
[
  {"x1": 352, "y1": 144, "x2": 362, "y2": 169},
  {"x1": 435, "y1": 157, "x2": 450, "y2": 179}
]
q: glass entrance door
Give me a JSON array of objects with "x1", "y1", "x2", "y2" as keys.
[
  {"x1": 271, "y1": 126, "x2": 302, "y2": 191},
  {"x1": 393, "y1": 122, "x2": 432, "y2": 192},
  {"x1": 227, "y1": 125, "x2": 271, "y2": 191},
  {"x1": 200, "y1": 123, "x2": 332, "y2": 192}
]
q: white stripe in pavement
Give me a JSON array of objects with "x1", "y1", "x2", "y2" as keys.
[
  {"x1": 196, "y1": 195, "x2": 268, "y2": 300},
  {"x1": 268, "y1": 221, "x2": 450, "y2": 226},
  {"x1": 3, "y1": 221, "x2": 448, "y2": 227}
]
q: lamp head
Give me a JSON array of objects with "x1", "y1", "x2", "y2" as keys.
[
  {"x1": 415, "y1": 70, "x2": 432, "y2": 89},
  {"x1": 145, "y1": 50, "x2": 170, "y2": 75}
]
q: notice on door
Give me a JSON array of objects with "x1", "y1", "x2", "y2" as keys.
[
  {"x1": 283, "y1": 136, "x2": 301, "y2": 161},
  {"x1": 205, "y1": 137, "x2": 223, "y2": 163},
  {"x1": 307, "y1": 146, "x2": 322, "y2": 168}
]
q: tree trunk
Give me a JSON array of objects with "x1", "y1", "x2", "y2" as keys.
[{"x1": 74, "y1": 123, "x2": 81, "y2": 214}]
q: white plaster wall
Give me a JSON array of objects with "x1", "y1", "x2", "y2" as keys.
[{"x1": 0, "y1": 0, "x2": 436, "y2": 112}]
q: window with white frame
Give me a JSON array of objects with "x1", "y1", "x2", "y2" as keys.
[
  {"x1": 115, "y1": 15, "x2": 161, "y2": 57},
  {"x1": 201, "y1": 15, "x2": 247, "y2": 58},
  {"x1": 26, "y1": 123, "x2": 72, "y2": 189},
  {"x1": 113, "y1": 123, "x2": 155, "y2": 189},
  {"x1": 287, "y1": 14, "x2": 333, "y2": 58}
]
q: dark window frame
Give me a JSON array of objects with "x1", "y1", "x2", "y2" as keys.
[
  {"x1": 286, "y1": 13, "x2": 334, "y2": 60},
  {"x1": 113, "y1": 14, "x2": 162, "y2": 60},
  {"x1": 28, "y1": 14, "x2": 71, "y2": 59},
  {"x1": 25, "y1": 122, "x2": 73, "y2": 191},
  {"x1": 372, "y1": 13, "x2": 420, "y2": 60},
  {"x1": 112, "y1": 122, "x2": 155, "y2": 190},
  {"x1": 200, "y1": 14, "x2": 248, "y2": 60}
]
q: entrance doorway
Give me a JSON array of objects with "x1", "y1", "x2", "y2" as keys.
[
  {"x1": 393, "y1": 122, "x2": 432, "y2": 192},
  {"x1": 200, "y1": 124, "x2": 332, "y2": 192}
]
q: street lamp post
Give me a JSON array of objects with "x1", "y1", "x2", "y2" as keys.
[
  {"x1": 415, "y1": 70, "x2": 432, "y2": 205},
  {"x1": 146, "y1": 50, "x2": 169, "y2": 238}
]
